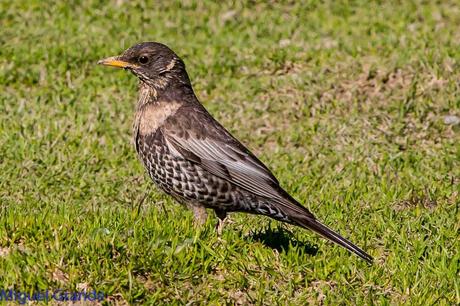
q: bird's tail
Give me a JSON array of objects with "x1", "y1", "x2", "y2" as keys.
[{"x1": 280, "y1": 202, "x2": 373, "y2": 263}]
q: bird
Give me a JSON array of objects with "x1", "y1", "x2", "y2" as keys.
[{"x1": 98, "y1": 42, "x2": 373, "y2": 263}]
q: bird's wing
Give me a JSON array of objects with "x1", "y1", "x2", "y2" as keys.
[{"x1": 162, "y1": 104, "x2": 304, "y2": 209}]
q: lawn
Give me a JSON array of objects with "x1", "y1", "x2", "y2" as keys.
[{"x1": 0, "y1": 0, "x2": 459, "y2": 305}]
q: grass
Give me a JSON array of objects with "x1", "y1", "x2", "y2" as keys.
[{"x1": 0, "y1": 0, "x2": 459, "y2": 304}]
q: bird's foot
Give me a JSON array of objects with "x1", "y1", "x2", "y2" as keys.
[
  {"x1": 214, "y1": 209, "x2": 228, "y2": 237},
  {"x1": 191, "y1": 205, "x2": 208, "y2": 227},
  {"x1": 216, "y1": 218, "x2": 225, "y2": 237}
]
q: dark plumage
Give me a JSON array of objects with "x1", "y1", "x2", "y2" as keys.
[{"x1": 98, "y1": 42, "x2": 372, "y2": 263}]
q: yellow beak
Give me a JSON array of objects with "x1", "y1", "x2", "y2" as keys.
[{"x1": 97, "y1": 56, "x2": 136, "y2": 69}]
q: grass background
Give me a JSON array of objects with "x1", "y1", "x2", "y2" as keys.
[{"x1": 1, "y1": 0, "x2": 459, "y2": 304}]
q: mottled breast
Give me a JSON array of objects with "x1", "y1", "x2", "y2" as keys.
[
  {"x1": 134, "y1": 99, "x2": 182, "y2": 188},
  {"x1": 134, "y1": 102, "x2": 235, "y2": 208},
  {"x1": 136, "y1": 131, "x2": 235, "y2": 208}
]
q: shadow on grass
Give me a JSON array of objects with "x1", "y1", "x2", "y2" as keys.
[{"x1": 246, "y1": 226, "x2": 318, "y2": 256}]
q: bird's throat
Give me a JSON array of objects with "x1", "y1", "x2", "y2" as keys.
[{"x1": 137, "y1": 82, "x2": 159, "y2": 110}]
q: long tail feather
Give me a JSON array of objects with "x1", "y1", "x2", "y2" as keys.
[
  {"x1": 301, "y1": 218, "x2": 373, "y2": 263},
  {"x1": 285, "y1": 206, "x2": 373, "y2": 263}
]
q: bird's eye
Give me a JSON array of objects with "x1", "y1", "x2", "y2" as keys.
[{"x1": 138, "y1": 56, "x2": 149, "y2": 64}]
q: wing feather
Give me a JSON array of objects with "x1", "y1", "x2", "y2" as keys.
[{"x1": 162, "y1": 105, "x2": 297, "y2": 203}]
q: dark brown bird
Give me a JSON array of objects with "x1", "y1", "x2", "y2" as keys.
[{"x1": 98, "y1": 42, "x2": 372, "y2": 263}]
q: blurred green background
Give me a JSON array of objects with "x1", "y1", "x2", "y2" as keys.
[{"x1": 0, "y1": 1, "x2": 459, "y2": 305}]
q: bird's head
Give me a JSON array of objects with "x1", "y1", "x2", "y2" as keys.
[{"x1": 98, "y1": 42, "x2": 188, "y2": 89}]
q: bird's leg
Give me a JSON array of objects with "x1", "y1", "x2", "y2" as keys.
[
  {"x1": 214, "y1": 209, "x2": 227, "y2": 236},
  {"x1": 190, "y1": 204, "x2": 208, "y2": 226}
]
